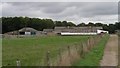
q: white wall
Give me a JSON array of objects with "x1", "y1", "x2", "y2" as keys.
[
  {"x1": 97, "y1": 30, "x2": 108, "y2": 34},
  {"x1": 61, "y1": 32, "x2": 97, "y2": 35},
  {"x1": 25, "y1": 32, "x2": 31, "y2": 35}
]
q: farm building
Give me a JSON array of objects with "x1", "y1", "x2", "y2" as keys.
[
  {"x1": 54, "y1": 26, "x2": 102, "y2": 33},
  {"x1": 54, "y1": 26, "x2": 104, "y2": 35},
  {"x1": 19, "y1": 27, "x2": 38, "y2": 35},
  {"x1": 4, "y1": 30, "x2": 19, "y2": 35}
]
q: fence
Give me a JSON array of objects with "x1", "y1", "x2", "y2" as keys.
[{"x1": 7, "y1": 34, "x2": 104, "y2": 66}]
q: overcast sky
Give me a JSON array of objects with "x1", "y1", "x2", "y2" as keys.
[
  {"x1": 1, "y1": 2, "x2": 118, "y2": 24},
  {"x1": 1, "y1": 0, "x2": 119, "y2": 2}
]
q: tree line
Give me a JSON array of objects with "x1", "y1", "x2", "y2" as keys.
[
  {"x1": 1, "y1": 17, "x2": 120, "y2": 34},
  {"x1": 77, "y1": 22, "x2": 120, "y2": 34}
]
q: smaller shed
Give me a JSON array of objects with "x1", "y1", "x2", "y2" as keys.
[
  {"x1": 4, "y1": 31, "x2": 19, "y2": 35},
  {"x1": 19, "y1": 27, "x2": 38, "y2": 35}
]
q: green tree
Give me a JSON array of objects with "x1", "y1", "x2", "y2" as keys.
[
  {"x1": 95, "y1": 23, "x2": 103, "y2": 26},
  {"x1": 77, "y1": 23, "x2": 86, "y2": 27},
  {"x1": 67, "y1": 22, "x2": 76, "y2": 26},
  {"x1": 87, "y1": 22, "x2": 95, "y2": 26}
]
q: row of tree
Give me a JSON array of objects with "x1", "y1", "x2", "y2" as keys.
[
  {"x1": 2, "y1": 17, "x2": 76, "y2": 34},
  {"x1": 1, "y1": 17, "x2": 120, "y2": 34},
  {"x1": 77, "y1": 22, "x2": 120, "y2": 34}
]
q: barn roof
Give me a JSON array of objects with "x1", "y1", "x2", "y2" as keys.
[
  {"x1": 43, "y1": 29, "x2": 53, "y2": 32},
  {"x1": 55, "y1": 26, "x2": 102, "y2": 30},
  {"x1": 19, "y1": 27, "x2": 38, "y2": 32},
  {"x1": 55, "y1": 27, "x2": 66, "y2": 29}
]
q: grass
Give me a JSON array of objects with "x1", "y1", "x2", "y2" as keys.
[
  {"x1": 73, "y1": 34, "x2": 109, "y2": 66},
  {"x1": 2, "y1": 36, "x2": 89, "y2": 66}
]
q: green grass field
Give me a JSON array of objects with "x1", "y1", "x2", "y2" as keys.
[{"x1": 2, "y1": 36, "x2": 89, "y2": 66}]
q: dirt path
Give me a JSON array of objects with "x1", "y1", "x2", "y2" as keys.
[{"x1": 100, "y1": 34, "x2": 118, "y2": 66}]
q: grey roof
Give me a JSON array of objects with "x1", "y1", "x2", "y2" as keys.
[
  {"x1": 43, "y1": 29, "x2": 53, "y2": 32},
  {"x1": 55, "y1": 26, "x2": 102, "y2": 30},
  {"x1": 55, "y1": 27, "x2": 67, "y2": 29},
  {"x1": 54, "y1": 26, "x2": 103, "y2": 33},
  {"x1": 19, "y1": 27, "x2": 38, "y2": 32}
]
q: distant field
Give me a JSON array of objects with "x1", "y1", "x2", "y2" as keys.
[{"x1": 2, "y1": 36, "x2": 89, "y2": 66}]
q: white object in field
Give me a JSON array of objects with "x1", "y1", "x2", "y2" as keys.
[
  {"x1": 61, "y1": 32, "x2": 97, "y2": 35},
  {"x1": 25, "y1": 32, "x2": 31, "y2": 35},
  {"x1": 97, "y1": 30, "x2": 108, "y2": 34}
]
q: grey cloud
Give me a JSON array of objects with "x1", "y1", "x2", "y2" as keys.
[
  {"x1": 1, "y1": 0, "x2": 119, "y2": 2},
  {"x1": 79, "y1": 3, "x2": 118, "y2": 17},
  {"x1": 2, "y1": 2, "x2": 118, "y2": 24}
]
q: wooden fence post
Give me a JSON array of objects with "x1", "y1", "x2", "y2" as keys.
[
  {"x1": 68, "y1": 46, "x2": 71, "y2": 57},
  {"x1": 91, "y1": 37, "x2": 93, "y2": 48},
  {"x1": 93, "y1": 36, "x2": 95, "y2": 46},
  {"x1": 81, "y1": 43, "x2": 85, "y2": 58},
  {"x1": 58, "y1": 48, "x2": 62, "y2": 65},
  {"x1": 87, "y1": 38, "x2": 90, "y2": 50},
  {"x1": 16, "y1": 59, "x2": 21, "y2": 68},
  {"x1": 75, "y1": 45, "x2": 78, "y2": 52},
  {"x1": 46, "y1": 51, "x2": 50, "y2": 66},
  {"x1": 79, "y1": 43, "x2": 82, "y2": 56},
  {"x1": 67, "y1": 46, "x2": 72, "y2": 64},
  {"x1": 89, "y1": 38, "x2": 92, "y2": 50}
]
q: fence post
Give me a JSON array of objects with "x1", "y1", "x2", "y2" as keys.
[
  {"x1": 93, "y1": 36, "x2": 95, "y2": 46},
  {"x1": 79, "y1": 43, "x2": 82, "y2": 56},
  {"x1": 75, "y1": 45, "x2": 78, "y2": 52},
  {"x1": 46, "y1": 51, "x2": 50, "y2": 66},
  {"x1": 89, "y1": 37, "x2": 92, "y2": 50},
  {"x1": 67, "y1": 46, "x2": 72, "y2": 64},
  {"x1": 16, "y1": 59, "x2": 21, "y2": 68},
  {"x1": 68, "y1": 46, "x2": 71, "y2": 57},
  {"x1": 58, "y1": 48, "x2": 62, "y2": 65},
  {"x1": 91, "y1": 37, "x2": 93, "y2": 48},
  {"x1": 92, "y1": 37, "x2": 94, "y2": 48},
  {"x1": 94, "y1": 36, "x2": 96, "y2": 45},
  {"x1": 81, "y1": 42, "x2": 85, "y2": 58},
  {"x1": 87, "y1": 38, "x2": 90, "y2": 51}
]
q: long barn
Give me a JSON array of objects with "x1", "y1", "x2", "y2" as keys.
[{"x1": 54, "y1": 26, "x2": 107, "y2": 35}]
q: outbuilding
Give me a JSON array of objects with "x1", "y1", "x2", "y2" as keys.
[{"x1": 19, "y1": 27, "x2": 38, "y2": 35}]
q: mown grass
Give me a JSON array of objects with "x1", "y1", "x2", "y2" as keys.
[
  {"x1": 2, "y1": 36, "x2": 89, "y2": 66},
  {"x1": 73, "y1": 35, "x2": 109, "y2": 66}
]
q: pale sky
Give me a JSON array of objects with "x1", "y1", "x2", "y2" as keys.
[
  {"x1": 1, "y1": 0, "x2": 120, "y2": 2},
  {"x1": 1, "y1": 0, "x2": 119, "y2": 25}
]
